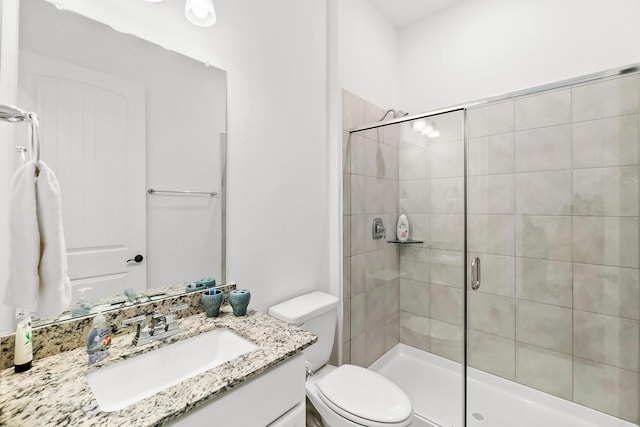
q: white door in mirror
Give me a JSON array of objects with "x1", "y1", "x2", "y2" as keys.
[{"x1": 19, "y1": 51, "x2": 146, "y2": 303}]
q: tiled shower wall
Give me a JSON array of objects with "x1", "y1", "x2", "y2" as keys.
[
  {"x1": 342, "y1": 90, "x2": 401, "y2": 367},
  {"x1": 466, "y1": 73, "x2": 640, "y2": 423},
  {"x1": 397, "y1": 111, "x2": 466, "y2": 364},
  {"x1": 342, "y1": 72, "x2": 640, "y2": 424}
]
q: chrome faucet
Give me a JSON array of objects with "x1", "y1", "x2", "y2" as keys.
[{"x1": 122, "y1": 304, "x2": 188, "y2": 347}]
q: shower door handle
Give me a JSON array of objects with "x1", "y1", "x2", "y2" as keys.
[{"x1": 471, "y1": 257, "x2": 481, "y2": 290}]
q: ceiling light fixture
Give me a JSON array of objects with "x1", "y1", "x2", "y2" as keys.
[{"x1": 185, "y1": 0, "x2": 216, "y2": 27}]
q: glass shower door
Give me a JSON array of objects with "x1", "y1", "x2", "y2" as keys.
[{"x1": 466, "y1": 73, "x2": 640, "y2": 426}]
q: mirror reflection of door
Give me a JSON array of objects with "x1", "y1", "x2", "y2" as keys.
[{"x1": 19, "y1": 51, "x2": 146, "y2": 302}]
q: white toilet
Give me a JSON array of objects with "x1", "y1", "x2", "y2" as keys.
[{"x1": 269, "y1": 291, "x2": 413, "y2": 427}]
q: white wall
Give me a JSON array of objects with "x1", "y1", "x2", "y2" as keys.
[
  {"x1": 399, "y1": 0, "x2": 640, "y2": 113},
  {"x1": 338, "y1": 0, "x2": 399, "y2": 110},
  {"x1": 0, "y1": 0, "x2": 328, "y2": 332}
]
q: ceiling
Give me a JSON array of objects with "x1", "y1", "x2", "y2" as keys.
[{"x1": 369, "y1": 0, "x2": 466, "y2": 29}]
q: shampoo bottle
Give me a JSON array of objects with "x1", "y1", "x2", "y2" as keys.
[
  {"x1": 14, "y1": 310, "x2": 33, "y2": 373},
  {"x1": 86, "y1": 309, "x2": 111, "y2": 364},
  {"x1": 396, "y1": 214, "x2": 410, "y2": 242}
]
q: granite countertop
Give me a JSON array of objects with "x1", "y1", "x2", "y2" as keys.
[{"x1": 0, "y1": 306, "x2": 316, "y2": 426}]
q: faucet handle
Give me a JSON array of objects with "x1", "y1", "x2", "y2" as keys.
[
  {"x1": 169, "y1": 304, "x2": 189, "y2": 314},
  {"x1": 122, "y1": 314, "x2": 146, "y2": 326}
]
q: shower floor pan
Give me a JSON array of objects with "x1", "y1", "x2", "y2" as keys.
[{"x1": 369, "y1": 344, "x2": 635, "y2": 427}]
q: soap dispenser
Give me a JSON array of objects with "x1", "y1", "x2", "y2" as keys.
[
  {"x1": 396, "y1": 214, "x2": 410, "y2": 242},
  {"x1": 87, "y1": 309, "x2": 112, "y2": 364},
  {"x1": 14, "y1": 309, "x2": 33, "y2": 373}
]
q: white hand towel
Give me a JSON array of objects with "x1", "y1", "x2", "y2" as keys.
[
  {"x1": 35, "y1": 161, "x2": 71, "y2": 318},
  {"x1": 3, "y1": 162, "x2": 40, "y2": 312}
]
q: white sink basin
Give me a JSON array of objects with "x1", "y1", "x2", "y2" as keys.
[{"x1": 86, "y1": 328, "x2": 258, "y2": 412}]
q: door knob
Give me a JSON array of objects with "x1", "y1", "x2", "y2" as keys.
[{"x1": 126, "y1": 254, "x2": 144, "y2": 264}]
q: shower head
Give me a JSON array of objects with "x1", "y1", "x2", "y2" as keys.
[
  {"x1": 0, "y1": 104, "x2": 31, "y2": 122},
  {"x1": 377, "y1": 109, "x2": 409, "y2": 122}
]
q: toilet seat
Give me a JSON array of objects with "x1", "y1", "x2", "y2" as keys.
[{"x1": 316, "y1": 365, "x2": 413, "y2": 427}]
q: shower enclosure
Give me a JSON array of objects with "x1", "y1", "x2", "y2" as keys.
[{"x1": 342, "y1": 68, "x2": 639, "y2": 426}]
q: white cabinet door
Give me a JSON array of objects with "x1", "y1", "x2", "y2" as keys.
[{"x1": 19, "y1": 50, "x2": 146, "y2": 301}]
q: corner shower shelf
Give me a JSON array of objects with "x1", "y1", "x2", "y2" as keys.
[{"x1": 387, "y1": 240, "x2": 423, "y2": 245}]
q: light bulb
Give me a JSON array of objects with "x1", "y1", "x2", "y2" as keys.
[
  {"x1": 412, "y1": 120, "x2": 426, "y2": 132},
  {"x1": 420, "y1": 125, "x2": 434, "y2": 135},
  {"x1": 427, "y1": 130, "x2": 441, "y2": 138},
  {"x1": 192, "y1": 7, "x2": 209, "y2": 18}
]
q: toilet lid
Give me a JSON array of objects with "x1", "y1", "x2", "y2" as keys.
[{"x1": 317, "y1": 365, "x2": 412, "y2": 425}]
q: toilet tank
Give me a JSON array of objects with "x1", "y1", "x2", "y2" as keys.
[{"x1": 268, "y1": 291, "x2": 339, "y2": 371}]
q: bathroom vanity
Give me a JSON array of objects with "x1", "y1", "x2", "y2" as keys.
[{"x1": 0, "y1": 306, "x2": 315, "y2": 426}]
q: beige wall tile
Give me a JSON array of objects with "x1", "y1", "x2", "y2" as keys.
[
  {"x1": 430, "y1": 320, "x2": 463, "y2": 363},
  {"x1": 343, "y1": 215, "x2": 351, "y2": 259},
  {"x1": 515, "y1": 215, "x2": 572, "y2": 261},
  {"x1": 572, "y1": 114, "x2": 639, "y2": 168},
  {"x1": 350, "y1": 253, "x2": 365, "y2": 297},
  {"x1": 350, "y1": 133, "x2": 366, "y2": 175},
  {"x1": 467, "y1": 133, "x2": 515, "y2": 176},
  {"x1": 468, "y1": 174, "x2": 515, "y2": 215},
  {"x1": 343, "y1": 255, "x2": 351, "y2": 300},
  {"x1": 572, "y1": 75, "x2": 639, "y2": 122},
  {"x1": 515, "y1": 171, "x2": 572, "y2": 215},
  {"x1": 365, "y1": 286, "x2": 386, "y2": 331},
  {"x1": 468, "y1": 101, "x2": 514, "y2": 137},
  {"x1": 350, "y1": 214, "x2": 366, "y2": 255},
  {"x1": 468, "y1": 330, "x2": 515, "y2": 380},
  {"x1": 399, "y1": 145, "x2": 429, "y2": 180},
  {"x1": 431, "y1": 139, "x2": 463, "y2": 178},
  {"x1": 400, "y1": 278, "x2": 429, "y2": 316},
  {"x1": 515, "y1": 89, "x2": 571, "y2": 130},
  {"x1": 384, "y1": 316, "x2": 400, "y2": 353},
  {"x1": 516, "y1": 342, "x2": 572, "y2": 400},
  {"x1": 383, "y1": 123, "x2": 400, "y2": 147},
  {"x1": 400, "y1": 311, "x2": 429, "y2": 352},
  {"x1": 399, "y1": 179, "x2": 429, "y2": 214},
  {"x1": 430, "y1": 284, "x2": 463, "y2": 325},
  {"x1": 574, "y1": 357, "x2": 639, "y2": 423},
  {"x1": 343, "y1": 173, "x2": 351, "y2": 215},
  {"x1": 365, "y1": 140, "x2": 378, "y2": 178},
  {"x1": 382, "y1": 179, "x2": 398, "y2": 214},
  {"x1": 573, "y1": 216, "x2": 639, "y2": 268},
  {"x1": 380, "y1": 142, "x2": 399, "y2": 180},
  {"x1": 515, "y1": 257, "x2": 572, "y2": 307},
  {"x1": 468, "y1": 253, "x2": 515, "y2": 298},
  {"x1": 430, "y1": 214, "x2": 464, "y2": 250},
  {"x1": 573, "y1": 263, "x2": 640, "y2": 320},
  {"x1": 365, "y1": 320, "x2": 385, "y2": 367},
  {"x1": 342, "y1": 131, "x2": 351, "y2": 173},
  {"x1": 351, "y1": 174, "x2": 365, "y2": 215},
  {"x1": 408, "y1": 214, "x2": 429, "y2": 246},
  {"x1": 468, "y1": 214, "x2": 515, "y2": 256},
  {"x1": 351, "y1": 332, "x2": 366, "y2": 368},
  {"x1": 431, "y1": 177, "x2": 464, "y2": 214},
  {"x1": 365, "y1": 176, "x2": 384, "y2": 214},
  {"x1": 573, "y1": 310, "x2": 639, "y2": 372},
  {"x1": 342, "y1": 340, "x2": 351, "y2": 365},
  {"x1": 573, "y1": 166, "x2": 639, "y2": 217},
  {"x1": 430, "y1": 249, "x2": 463, "y2": 288},
  {"x1": 350, "y1": 293, "x2": 365, "y2": 338},
  {"x1": 385, "y1": 280, "x2": 400, "y2": 319},
  {"x1": 516, "y1": 300, "x2": 572, "y2": 354},
  {"x1": 342, "y1": 298, "x2": 351, "y2": 343},
  {"x1": 399, "y1": 246, "x2": 429, "y2": 281},
  {"x1": 515, "y1": 124, "x2": 572, "y2": 172},
  {"x1": 468, "y1": 292, "x2": 515, "y2": 338}
]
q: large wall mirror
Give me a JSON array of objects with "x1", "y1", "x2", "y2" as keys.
[{"x1": 14, "y1": 0, "x2": 226, "y2": 325}]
